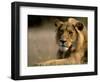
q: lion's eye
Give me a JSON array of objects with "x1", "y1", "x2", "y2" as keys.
[
  {"x1": 68, "y1": 31, "x2": 73, "y2": 34},
  {"x1": 59, "y1": 30, "x2": 64, "y2": 34}
]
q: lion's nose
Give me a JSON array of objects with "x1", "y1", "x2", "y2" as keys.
[{"x1": 60, "y1": 39, "x2": 66, "y2": 43}]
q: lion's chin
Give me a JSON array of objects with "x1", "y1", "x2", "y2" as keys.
[{"x1": 59, "y1": 46, "x2": 69, "y2": 52}]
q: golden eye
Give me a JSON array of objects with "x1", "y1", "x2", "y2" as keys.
[
  {"x1": 59, "y1": 30, "x2": 64, "y2": 34},
  {"x1": 69, "y1": 31, "x2": 73, "y2": 34}
]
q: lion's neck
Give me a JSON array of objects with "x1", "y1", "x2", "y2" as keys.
[{"x1": 58, "y1": 42, "x2": 86, "y2": 63}]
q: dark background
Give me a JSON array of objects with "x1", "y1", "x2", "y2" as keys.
[{"x1": 28, "y1": 15, "x2": 88, "y2": 27}]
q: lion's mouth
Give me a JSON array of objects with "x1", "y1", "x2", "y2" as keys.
[
  {"x1": 60, "y1": 47, "x2": 69, "y2": 51},
  {"x1": 59, "y1": 44, "x2": 69, "y2": 51},
  {"x1": 59, "y1": 43, "x2": 76, "y2": 52}
]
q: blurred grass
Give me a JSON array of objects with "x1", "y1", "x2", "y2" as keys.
[{"x1": 28, "y1": 20, "x2": 58, "y2": 66}]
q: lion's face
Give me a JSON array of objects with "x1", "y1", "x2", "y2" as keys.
[
  {"x1": 56, "y1": 23, "x2": 77, "y2": 51},
  {"x1": 55, "y1": 18, "x2": 84, "y2": 52}
]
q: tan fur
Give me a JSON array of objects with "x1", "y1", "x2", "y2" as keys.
[{"x1": 37, "y1": 18, "x2": 87, "y2": 66}]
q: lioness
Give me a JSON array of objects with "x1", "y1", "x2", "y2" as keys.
[{"x1": 37, "y1": 18, "x2": 87, "y2": 65}]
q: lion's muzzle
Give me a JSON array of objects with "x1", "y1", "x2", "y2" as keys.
[{"x1": 59, "y1": 39, "x2": 69, "y2": 51}]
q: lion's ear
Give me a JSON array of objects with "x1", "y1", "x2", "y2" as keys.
[
  {"x1": 55, "y1": 19, "x2": 63, "y2": 28},
  {"x1": 75, "y1": 22, "x2": 84, "y2": 31}
]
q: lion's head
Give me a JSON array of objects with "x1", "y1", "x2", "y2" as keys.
[{"x1": 55, "y1": 18, "x2": 86, "y2": 52}]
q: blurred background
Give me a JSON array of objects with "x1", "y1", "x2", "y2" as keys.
[{"x1": 28, "y1": 15, "x2": 87, "y2": 66}]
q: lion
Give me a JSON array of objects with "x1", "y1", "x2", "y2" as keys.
[{"x1": 37, "y1": 18, "x2": 87, "y2": 66}]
